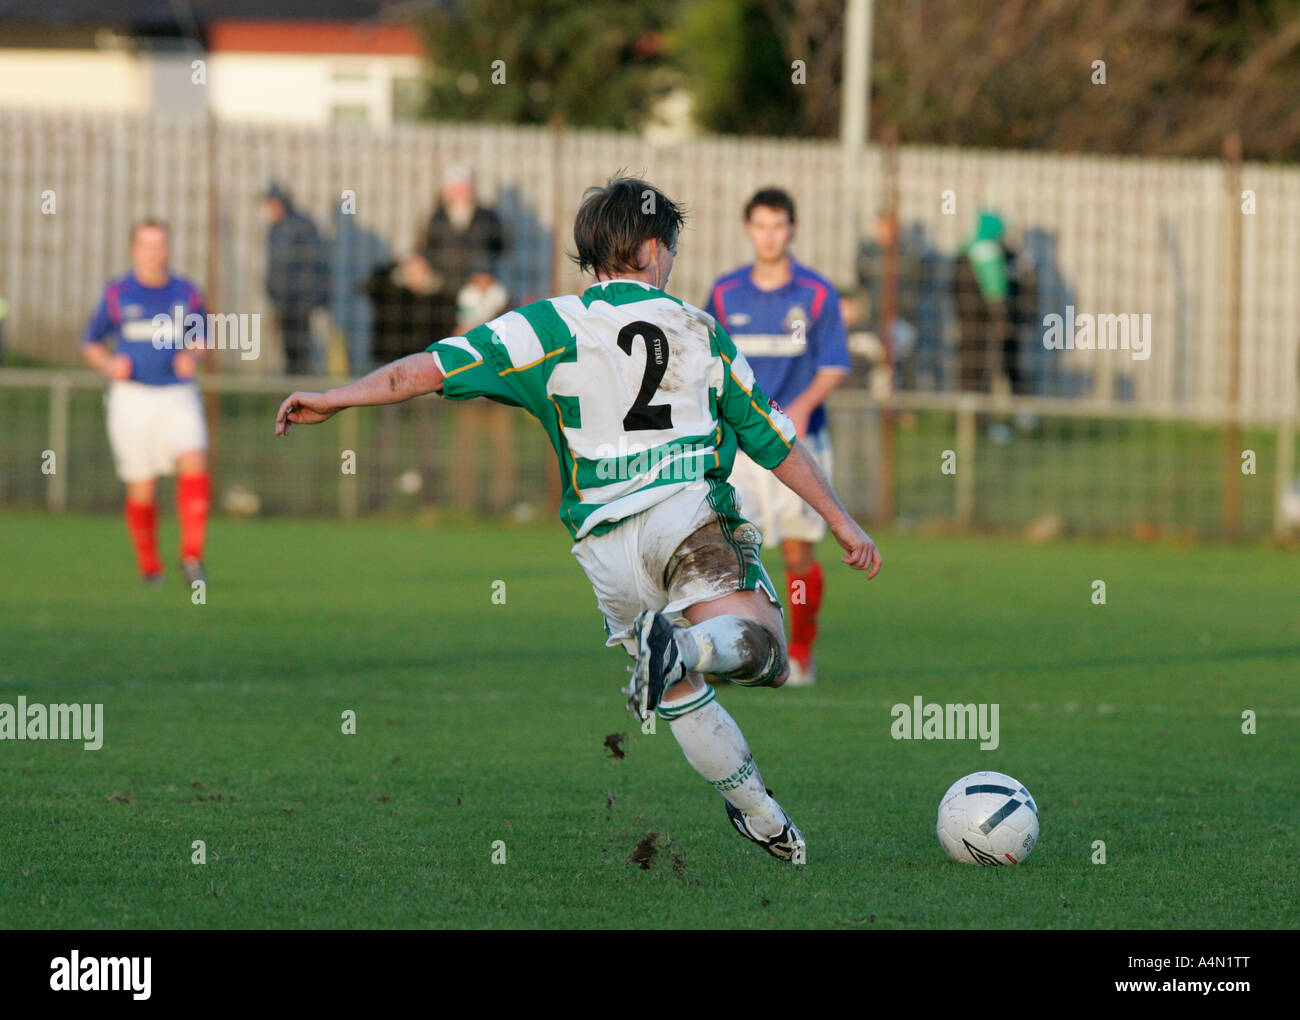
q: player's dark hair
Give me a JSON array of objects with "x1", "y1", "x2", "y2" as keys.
[
  {"x1": 571, "y1": 175, "x2": 686, "y2": 278},
  {"x1": 130, "y1": 218, "x2": 170, "y2": 243},
  {"x1": 745, "y1": 188, "x2": 796, "y2": 224}
]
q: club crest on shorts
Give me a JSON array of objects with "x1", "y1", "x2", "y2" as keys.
[{"x1": 734, "y1": 522, "x2": 763, "y2": 546}]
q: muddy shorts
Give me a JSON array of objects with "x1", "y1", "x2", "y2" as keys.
[{"x1": 571, "y1": 481, "x2": 782, "y2": 656}]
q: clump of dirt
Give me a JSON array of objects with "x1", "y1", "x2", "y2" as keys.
[
  {"x1": 605, "y1": 792, "x2": 616, "y2": 819},
  {"x1": 628, "y1": 831, "x2": 660, "y2": 869},
  {"x1": 603, "y1": 732, "x2": 627, "y2": 759},
  {"x1": 671, "y1": 851, "x2": 699, "y2": 886}
]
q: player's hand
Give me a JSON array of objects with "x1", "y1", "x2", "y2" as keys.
[
  {"x1": 276, "y1": 391, "x2": 336, "y2": 435},
  {"x1": 174, "y1": 351, "x2": 197, "y2": 379},
  {"x1": 107, "y1": 354, "x2": 133, "y2": 381},
  {"x1": 831, "y1": 517, "x2": 882, "y2": 578}
]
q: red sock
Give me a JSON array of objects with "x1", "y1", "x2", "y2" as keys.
[
  {"x1": 787, "y1": 562, "x2": 824, "y2": 666},
  {"x1": 125, "y1": 499, "x2": 162, "y2": 577},
  {"x1": 178, "y1": 472, "x2": 210, "y2": 562}
]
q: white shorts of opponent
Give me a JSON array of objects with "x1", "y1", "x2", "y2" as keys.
[
  {"x1": 729, "y1": 426, "x2": 833, "y2": 545},
  {"x1": 106, "y1": 380, "x2": 208, "y2": 483},
  {"x1": 571, "y1": 482, "x2": 780, "y2": 657}
]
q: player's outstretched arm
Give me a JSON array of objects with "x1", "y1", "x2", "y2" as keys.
[
  {"x1": 772, "y1": 442, "x2": 882, "y2": 577},
  {"x1": 275, "y1": 351, "x2": 444, "y2": 435}
]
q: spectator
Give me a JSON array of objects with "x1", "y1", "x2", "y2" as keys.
[
  {"x1": 359, "y1": 253, "x2": 454, "y2": 366},
  {"x1": 450, "y1": 263, "x2": 516, "y2": 516},
  {"x1": 857, "y1": 213, "x2": 944, "y2": 390},
  {"x1": 420, "y1": 164, "x2": 507, "y2": 337},
  {"x1": 953, "y1": 210, "x2": 1036, "y2": 396},
  {"x1": 263, "y1": 182, "x2": 330, "y2": 375}
]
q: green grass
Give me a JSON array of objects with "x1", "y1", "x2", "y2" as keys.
[{"x1": 0, "y1": 511, "x2": 1295, "y2": 929}]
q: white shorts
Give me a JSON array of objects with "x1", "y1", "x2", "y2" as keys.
[
  {"x1": 730, "y1": 427, "x2": 833, "y2": 545},
  {"x1": 571, "y1": 482, "x2": 781, "y2": 656},
  {"x1": 106, "y1": 380, "x2": 208, "y2": 483}
]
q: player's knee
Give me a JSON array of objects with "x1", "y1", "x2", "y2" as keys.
[{"x1": 730, "y1": 620, "x2": 787, "y2": 688}]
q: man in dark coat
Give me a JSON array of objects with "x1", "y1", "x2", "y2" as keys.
[
  {"x1": 419, "y1": 164, "x2": 506, "y2": 338},
  {"x1": 263, "y1": 182, "x2": 329, "y2": 375}
]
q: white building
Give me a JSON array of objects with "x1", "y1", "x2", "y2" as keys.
[{"x1": 0, "y1": 2, "x2": 427, "y2": 126}]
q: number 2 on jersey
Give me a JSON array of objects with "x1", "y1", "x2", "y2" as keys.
[{"x1": 617, "y1": 321, "x2": 674, "y2": 431}]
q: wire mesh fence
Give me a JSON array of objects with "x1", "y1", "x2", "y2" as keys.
[
  {"x1": 2, "y1": 370, "x2": 1290, "y2": 539},
  {"x1": 1, "y1": 109, "x2": 1297, "y2": 539},
  {"x1": 2, "y1": 109, "x2": 1299, "y2": 418}
]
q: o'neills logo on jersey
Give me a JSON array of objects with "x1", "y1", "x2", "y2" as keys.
[
  {"x1": 151, "y1": 304, "x2": 261, "y2": 361},
  {"x1": 50, "y1": 951, "x2": 151, "y2": 999},
  {"x1": 592, "y1": 436, "x2": 710, "y2": 483}
]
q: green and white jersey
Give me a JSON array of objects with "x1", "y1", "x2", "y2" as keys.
[{"x1": 427, "y1": 279, "x2": 796, "y2": 540}]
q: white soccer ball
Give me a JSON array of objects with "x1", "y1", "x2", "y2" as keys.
[{"x1": 937, "y1": 771, "x2": 1039, "y2": 866}]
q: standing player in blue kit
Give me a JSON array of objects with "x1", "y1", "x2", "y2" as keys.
[
  {"x1": 81, "y1": 220, "x2": 211, "y2": 587},
  {"x1": 706, "y1": 189, "x2": 852, "y2": 686}
]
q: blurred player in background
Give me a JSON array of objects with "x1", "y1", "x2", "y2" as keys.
[
  {"x1": 81, "y1": 220, "x2": 210, "y2": 586},
  {"x1": 277, "y1": 177, "x2": 881, "y2": 863},
  {"x1": 706, "y1": 188, "x2": 851, "y2": 686}
]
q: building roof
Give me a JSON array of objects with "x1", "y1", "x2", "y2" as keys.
[
  {"x1": 207, "y1": 20, "x2": 422, "y2": 56},
  {"x1": 0, "y1": 1, "x2": 433, "y2": 52}
]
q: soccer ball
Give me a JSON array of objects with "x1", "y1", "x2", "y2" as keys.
[{"x1": 937, "y1": 771, "x2": 1039, "y2": 866}]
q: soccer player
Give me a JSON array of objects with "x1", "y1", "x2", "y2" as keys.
[
  {"x1": 705, "y1": 188, "x2": 851, "y2": 686},
  {"x1": 276, "y1": 177, "x2": 880, "y2": 862},
  {"x1": 82, "y1": 220, "x2": 210, "y2": 586}
]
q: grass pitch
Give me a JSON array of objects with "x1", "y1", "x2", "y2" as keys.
[{"x1": 0, "y1": 511, "x2": 1295, "y2": 929}]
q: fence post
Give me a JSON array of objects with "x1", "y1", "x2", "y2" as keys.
[
  {"x1": 1222, "y1": 134, "x2": 1244, "y2": 539},
  {"x1": 1276, "y1": 420, "x2": 1295, "y2": 540},
  {"x1": 339, "y1": 408, "x2": 359, "y2": 518},
  {"x1": 48, "y1": 374, "x2": 70, "y2": 512},
  {"x1": 955, "y1": 398, "x2": 976, "y2": 526}
]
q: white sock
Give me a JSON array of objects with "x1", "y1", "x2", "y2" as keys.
[
  {"x1": 660, "y1": 686, "x2": 785, "y2": 837},
  {"x1": 672, "y1": 616, "x2": 782, "y2": 686}
]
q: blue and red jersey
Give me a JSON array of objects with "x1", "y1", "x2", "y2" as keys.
[
  {"x1": 704, "y1": 259, "x2": 849, "y2": 435},
  {"x1": 81, "y1": 273, "x2": 205, "y2": 386}
]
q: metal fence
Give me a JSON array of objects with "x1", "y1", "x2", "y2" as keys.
[
  {"x1": 1, "y1": 109, "x2": 1297, "y2": 538},
  {"x1": 1, "y1": 369, "x2": 1291, "y2": 539},
  {"x1": 2, "y1": 109, "x2": 1299, "y2": 420}
]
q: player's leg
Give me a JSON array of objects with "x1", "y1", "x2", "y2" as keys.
[
  {"x1": 781, "y1": 536, "x2": 822, "y2": 683},
  {"x1": 651, "y1": 593, "x2": 801, "y2": 859},
  {"x1": 650, "y1": 509, "x2": 802, "y2": 859},
  {"x1": 776, "y1": 429, "x2": 833, "y2": 685},
  {"x1": 176, "y1": 449, "x2": 209, "y2": 584},
  {"x1": 124, "y1": 477, "x2": 163, "y2": 584},
  {"x1": 108, "y1": 383, "x2": 163, "y2": 583},
  {"x1": 674, "y1": 588, "x2": 788, "y2": 688},
  {"x1": 170, "y1": 384, "x2": 210, "y2": 584}
]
